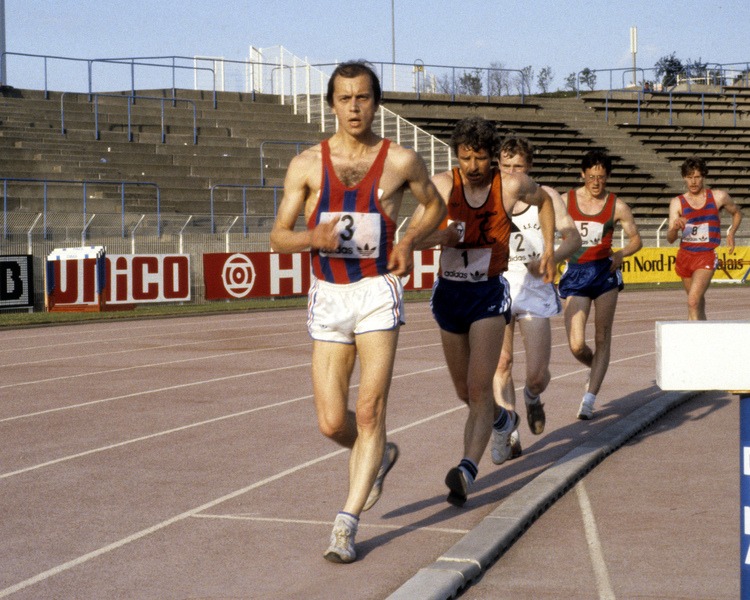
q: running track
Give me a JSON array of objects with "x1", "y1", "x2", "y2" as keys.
[{"x1": 0, "y1": 286, "x2": 747, "y2": 599}]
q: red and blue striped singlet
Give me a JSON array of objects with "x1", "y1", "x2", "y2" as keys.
[
  {"x1": 308, "y1": 139, "x2": 395, "y2": 284},
  {"x1": 679, "y1": 189, "x2": 721, "y2": 252},
  {"x1": 566, "y1": 191, "x2": 617, "y2": 264}
]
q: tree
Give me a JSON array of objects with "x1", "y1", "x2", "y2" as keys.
[
  {"x1": 488, "y1": 61, "x2": 510, "y2": 96},
  {"x1": 564, "y1": 72, "x2": 578, "y2": 92},
  {"x1": 537, "y1": 66, "x2": 553, "y2": 93},
  {"x1": 457, "y1": 69, "x2": 483, "y2": 96},
  {"x1": 655, "y1": 52, "x2": 684, "y2": 88},
  {"x1": 513, "y1": 66, "x2": 533, "y2": 95},
  {"x1": 579, "y1": 68, "x2": 597, "y2": 91},
  {"x1": 432, "y1": 73, "x2": 453, "y2": 94}
]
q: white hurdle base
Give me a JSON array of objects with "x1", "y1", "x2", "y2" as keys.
[{"x1": 656, "y1": 321, "x2": 750, "y2": 392}]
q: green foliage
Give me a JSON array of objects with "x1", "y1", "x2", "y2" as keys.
[
  {"x1": 457, "y1": 69, "x2": 483, "y2": 95},
  {"x1": 537, "y1": 66, "x2": 553, "y2": 93},
  {"x1": 654, "y1": 52, "x2": 684, "y2": 87},
  {"x1": 579, "y1": 68, "x2": 597, "y2": 91}
]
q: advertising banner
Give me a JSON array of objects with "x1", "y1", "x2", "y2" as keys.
[
  {"x1": 46, "y1": 253, "x2": 190, "y2": 310},
  {"x1": 203, "y1": 252, "x2": 312, "y2": 300},
  {"x1": 203, "y1": 249, "x2": 442, "y2": 300},
  {"x1": 1, "y1": 255, "x2": 35, "y2": 310},
  {"x1": 620, "y1": 246, "x2": 749, "y2": 284}
]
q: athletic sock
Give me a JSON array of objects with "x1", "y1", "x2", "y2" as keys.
[
  {"x1": 458, "y1": 458, "x2": 478, "y2": 486},
  {"x1": 582, "y1": 392, "x2": 596, "y2": 405},
  {"x1": 337, "y1": 511, "x2": 359, "y2": 524},
  {"x1": 493, "y1": 408, "x2": 510, "y2": 431},
  {"x1": 524, "y1": 386, "x2": 541, "y2": 404}
]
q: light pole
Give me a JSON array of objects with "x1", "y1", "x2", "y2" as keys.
[
  {"x1": 0, "y1": 0, "x2": 6, "y2": 85},
  {"x1": 391, "y1": 0, "x2": 396, "y2": 91},
  {"x1": 630, "y1": 26, "x2": 637, "y2": 88}
]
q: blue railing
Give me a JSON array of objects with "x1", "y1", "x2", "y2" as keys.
[
  {"x1": 600, "y1": 88, "x2": 741, "y2": 127},
  {"x1": 1, "y1": 177, "x2": 161, "y2": 238},
  {"x1": 209, "y1": 184, "x2": 282, "y2": 234},
  {"x1": 60, "y1": 92, "x2": 198, "y2": 143},
  {"x1": 259, "y1": 141, "x2": 315, "y2": 185}
]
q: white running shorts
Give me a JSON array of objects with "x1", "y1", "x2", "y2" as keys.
[
  {"x1": 307, "y1": 273, "x2": 405, "y2": 344},
  {"x1": 505, "y1": 266, "x2": 561, "y2": 320}
]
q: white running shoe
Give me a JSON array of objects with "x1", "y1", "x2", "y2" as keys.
[
  {"x1": 324, "y1": 514, "x2": 357, "y2": 564},
  {"x1": 363, "y1": 442, "x2": 399, "y2": 511},
  {"x1": 509, "y1": 429, "x2": 522, "y2": 459},
  {"x1": 577, "y1": 396, "x2": 595, "y2": 420},
  {"x1": 491, "y1": 411, "x2": 519, "y2": 465}
]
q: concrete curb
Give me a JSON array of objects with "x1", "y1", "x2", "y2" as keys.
[{"x1": 387, "y1": 390, "x2": 700, "y2": 600}]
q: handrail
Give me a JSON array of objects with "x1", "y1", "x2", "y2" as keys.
[
  {"x1": 0, "y1": 177, "x2": 161, "y2": 238},
  {"x1": 95, "y1": 93, "x2": 197, "y2": 143},
  {"x1": 60, "y1": 92, "x2": 198, "y2": 143},
  {"x1": 594, "y1": 87, "x2": 742, "y2": 127},
  {"x1": 4, "y1": 50, "x2": 750, "y2": 99},
  {"x1": 209, "y1": 183, "x2": 283, "y2": 234},
  {"x1": 259, "y1": 141, "x2": 315, "y2": 185}
]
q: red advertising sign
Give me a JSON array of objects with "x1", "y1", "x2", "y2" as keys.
[
  {"x1": 401, "y1": 249, "x2": 441, "y2": 291},
  {"x1": 45, "y1": 254, "x2": 191, "y2": 309},
  {"x1": 203, "y1": 252, "x2": 312, "y2": 300},
  {"x1": 203, "y1": 250, "x2": 441, "y2": 300}
]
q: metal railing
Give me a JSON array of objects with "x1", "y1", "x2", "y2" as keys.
[
  {"x1": 209, "y1": 184, "x2": 282, "y2": 234},
  {"x1": 60, "y1": 92, "x2": 198, "y2": 143},
  {"x1": 259, "y1": 141, "x2": 314, "y2": 185},
  {"x1": 598, "y1": 88, "x2": 743, "y2": 127},
  {"x1": 1, "y1": 177, "x2": 161, "y2": 238},
  {"x1": 3, "y1": 50, "x2": 750, "y2": 99}
]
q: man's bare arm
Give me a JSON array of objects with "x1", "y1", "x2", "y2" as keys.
[
  {"x1": 547, "y1": 186, "x2": 582, "y2": 264},
  {"x1": 270, "y1": 152, "x2": 339, "y2": 253},
  {"x1": 612, "y1": 198, "x2": 643, "y2": 271},
  {"x1": 388, "y1": 153, "x2": 447, "y2": 275}
]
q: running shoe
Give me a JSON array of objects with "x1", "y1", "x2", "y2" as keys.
[
  {"x1": 491, "y1": 411, "x2": 519, "y2": 465},
  {"x1": 363, "y1": 442, "x2": 399, "y2": 511},
  {"x1": 577, "y1": 396, "x2": 595, "y2": 420},
  {"x1": 445, "y1": 467, "x2": 469, "y2": 507},
  {"x1": 509, "y1": 429, "x2": 523, "y2": 459},
  {"x1": 324, "y1": 514, "x2": 357, "y2": 564},
  {"x1": 526, "y1": 399, "x2": 546, "y2": 435}
]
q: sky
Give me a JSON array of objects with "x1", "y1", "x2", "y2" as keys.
[{"x1": 3, "y1": 0, "x2": 750, "y2": 93}]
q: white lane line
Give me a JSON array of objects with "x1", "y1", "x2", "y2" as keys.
[
  {"x1": 0, "y1": 399, "x2": 460, "y2": 598},
  {"x1": 0, "y1": 392, "x2": 311, "y2": 480},
  {"x1": 575, "y1": 481, "x2": 616, "y2": 600},
  {"x1": 0, "y1": 361, "x2": 311, "y2": 423},
  {"x1": 0, "y1": 447, "x2": 346, "y2": 598},
  {"x1": 191, "y1": 514, "x2": 469, "y2": 535},
  {"x1": 0, "y1": 366, "x2": 448, "y2": 479},
  {"x1": 0, "y1": 330, "x2": 305, "y2": 369},
  {"x1": 0, "y1": 341, "x2": 311, "y2": 390}
]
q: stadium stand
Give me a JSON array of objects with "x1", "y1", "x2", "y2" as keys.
[
  {"x1": 0, "y1": 88, "x2": 326, "y2": 219},
  {"x1": 1, "y1": 75, "x2": 748, "y2": 293}
]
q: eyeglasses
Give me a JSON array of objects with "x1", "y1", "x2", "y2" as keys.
[{"x1": 586, "y1": 175, "x2": 607, "y2": 182}]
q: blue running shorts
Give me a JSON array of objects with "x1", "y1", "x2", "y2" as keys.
[
  {"x1": 430, "y1": 275, "x2": 511, "y2": 334},
  {"x1": 558, "y1": 258, "x2": 624, "y2": 300}
]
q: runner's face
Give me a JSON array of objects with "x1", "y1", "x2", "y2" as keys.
[
  {"x1": 582, "y1": 164, "x2": 608, "y2": 198},
  {"x1": 683, "y1": 169, "x2": 705, "y2": 195},
  {"x1": 330, "y1": 74, "x2": 376, "y2": 137},
  {"x1": 457, "y1": 144, "x2": 492, "y2": 186},
  {"x1": 499, "y1": 152, "x2": 529, "y2": 174}
]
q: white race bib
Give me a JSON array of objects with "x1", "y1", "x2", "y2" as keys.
[
  {"x1": 576, "y1": 221, "x2": 604, "y2": 247},
  {"x1": 319, "y1": 212, "x2": 381, "y2": 259},
  {"x1": 440, "y1": 247, "x2": 491, "y2": 282},
  {"x1": 681, "y1": 222, "x2": 710, "y2": 244}
]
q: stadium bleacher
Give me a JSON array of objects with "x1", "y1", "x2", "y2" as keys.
[{"x1": 1, "y1": 57, "x2": 749, "y2": 310}]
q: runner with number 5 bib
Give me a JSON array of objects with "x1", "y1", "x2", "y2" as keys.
[{"x1": 558, "y1": 150, "x2": 642, "y2": 421}]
